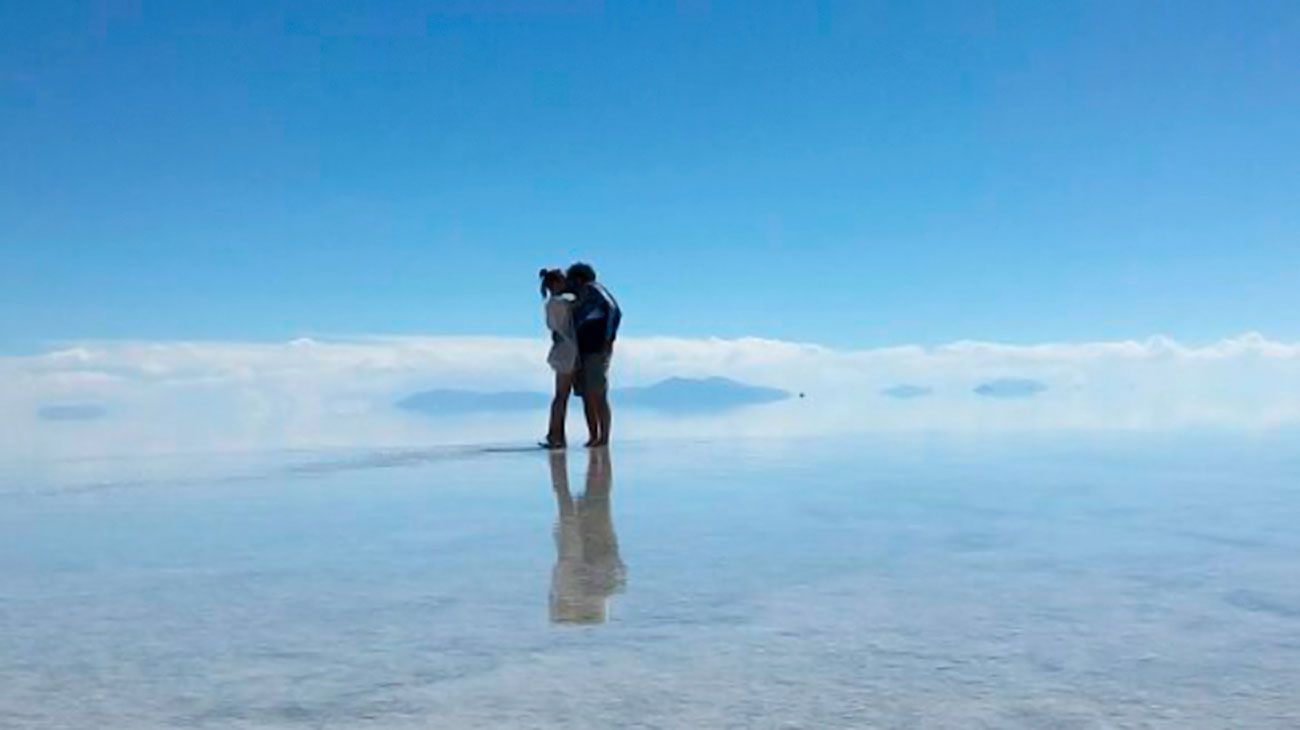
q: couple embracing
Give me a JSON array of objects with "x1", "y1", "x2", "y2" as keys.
[{"x1": 538, "y1": 262, "x2": 622, "y2": 450}]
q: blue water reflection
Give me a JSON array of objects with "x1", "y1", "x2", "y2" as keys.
[
  {"x1": 548, "y1": 449, "x2": 625, "y2": 624},
  {"x1": 1, "y1": 433, "x2": 1298, "y2": 727}
]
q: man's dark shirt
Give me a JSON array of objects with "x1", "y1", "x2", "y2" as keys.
[{"x1": 573, "y1": 282, "x2": 621, "y2": 355}]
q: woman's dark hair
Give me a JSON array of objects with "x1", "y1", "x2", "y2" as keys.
[{"x1": 539, "y1": 268, "x2": 566, "y2": 297}]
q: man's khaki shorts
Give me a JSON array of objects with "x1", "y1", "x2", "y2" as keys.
[{"x1": 573, "y1": 351, "x2": 611, "y2": 398}]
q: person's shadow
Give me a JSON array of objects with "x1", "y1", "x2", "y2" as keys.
[{"x1": 548, "y1": 448, "x2": 626, "y2": 624}]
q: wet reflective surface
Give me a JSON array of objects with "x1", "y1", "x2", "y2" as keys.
[
  {"x1": 2, "y1": 433, "x2": 1299, "y2": 728},
  {"x1": 548, "y1": 449, "x2": 625, "y2": 625}
]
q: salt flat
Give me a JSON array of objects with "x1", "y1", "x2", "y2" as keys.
[{"x1": 2, "y1": 433, "x2": 1298, "y2": 728}]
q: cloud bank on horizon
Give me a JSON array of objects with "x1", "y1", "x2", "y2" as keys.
[{"x1": 3, "y1": 333, "x2": 1298, "y2": 460}]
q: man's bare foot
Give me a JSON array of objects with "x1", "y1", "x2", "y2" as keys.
[{"x1": 539, "y1": 437, "x2": 566, "y2": 450}]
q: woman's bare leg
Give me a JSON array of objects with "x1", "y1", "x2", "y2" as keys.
[{"x1": 546, "y1": 373, "x2": 573, "y2": 447}]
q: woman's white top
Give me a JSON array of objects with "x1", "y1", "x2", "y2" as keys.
[{"x1": 545, "y1": 295, "x2": 579, "y2": 374}]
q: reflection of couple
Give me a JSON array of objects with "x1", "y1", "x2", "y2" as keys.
[
  {"x1": 548, "y1": 448, "x2": 625, "y2": 624},
  {"x1": 538, "y1": 262, "x2": 622, "y2": 449}
]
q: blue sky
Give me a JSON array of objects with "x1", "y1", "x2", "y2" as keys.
[{"x1": 2, "y1": 0, "x2": 1297, "y2": 351}]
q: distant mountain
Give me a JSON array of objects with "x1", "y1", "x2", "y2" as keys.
[
  {"x1": 396, "y1": 377, "x2": 791, "y2": 416},
  {"x1": 396, "y1": 389, "x2": 549, "y2": 415},
  {"x1": 973, "y1": 378, "x2": 1048, "y2": 399},
  {"x1": 880, "y1": 384, "x2": 934, "y2": 399},
  {"x1": 38, "y1": 404, "x2": 108, "y2": 421},
  {"x1": 614, "y1": 377, "x2": 791, "y2": 412}
]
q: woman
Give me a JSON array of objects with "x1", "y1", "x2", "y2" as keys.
[{"x1": 539, "y1": 268, "x2": 578, "y2": 449}]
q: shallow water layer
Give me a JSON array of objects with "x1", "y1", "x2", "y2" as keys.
[{"x1": 2, "y1": 434, "x2": 1298, "y2": 728}]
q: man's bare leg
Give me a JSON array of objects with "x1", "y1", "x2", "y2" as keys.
[
  {"x1": 594, "y1": 393, "x2": 612, "y2": 447},
  {"x1": 583, "y1": 395, "x2": 601, "y2": 447}
]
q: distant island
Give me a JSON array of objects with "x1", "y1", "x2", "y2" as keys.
[
  {"x1": 395, "y1": 390, "x2": 550, "y2": 414},
  {"x1": 880, "y1": 384, "x2": 934, "y2": 399},
  {"x1": 615, "y1": 377, "x2": 791, "y2": 412},
  {"x1": 397, "y1": 376, "x2": 791, "y2": 416},
  {"x1": 38, "y1": 404, "x2": 108, "y2": 421},
  {"x1": 973, "y1": 378, "x2": 1048, "y2": 399}
]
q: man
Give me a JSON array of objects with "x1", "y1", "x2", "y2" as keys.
[{"x1": 566, "y1": 262, "x2": 621, "y2": 447}]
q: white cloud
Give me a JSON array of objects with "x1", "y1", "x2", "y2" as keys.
[{"x1": 2, "y1": 333, "x2": 1298, "y2": 460}]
